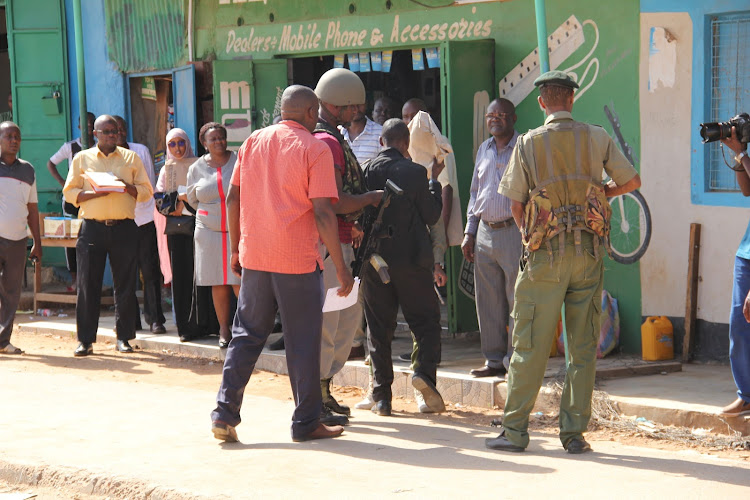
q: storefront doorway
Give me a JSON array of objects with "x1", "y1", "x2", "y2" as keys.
[
  {"x1": 290, "y1": 49, "x2": 442, "y2": 127},
  {"x1": 212, "y1": 39, "x2": 494, "y2": 332},
  {"x1": 127, "y1": 65, "x2": 197, "y2": 171}
]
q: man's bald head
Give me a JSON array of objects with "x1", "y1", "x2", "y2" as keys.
[
  {"x1": 380, "y1": 118, "x2": 410, "y2": 155},
  {"x1": 280, "y1": 86, "x2": 318, "y2": 116},
  {"x1": 94, "y1": 115, "x2": 117, "y2": 130},
  {"x1": 402, "y1": 98, "x2": 428, "y2": 126},
  {"x1": 93, "y1": 115, "x2": 120, "y2": 152},
  {"x1": 0, "y1": 121, "x2": 20, "y2": 135},
  {"x1": 280, "y1": 85, "x2": 319, "y2": 132},
  {"x1": 0, "y1": 121, "x2": 22, "y2": 158}
]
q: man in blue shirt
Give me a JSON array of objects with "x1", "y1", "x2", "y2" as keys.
[
  {"x1": 721, "y1": 128, "x2": 750, "y2": 418},
  {"x1": 461, "y1": 98, "x2": 523, "y2": 378}
]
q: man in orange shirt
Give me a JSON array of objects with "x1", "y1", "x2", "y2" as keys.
[{"x1": 211, "y1": 86, "x2": 353, "y2": 443}]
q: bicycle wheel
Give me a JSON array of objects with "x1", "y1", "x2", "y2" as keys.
[{"x1": 607, "y1": 189, "x2": 651, "y2": 265}]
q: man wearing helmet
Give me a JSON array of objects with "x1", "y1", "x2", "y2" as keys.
[{"x1": 313, "y1": 68, "x2": 382, "y2": 426}]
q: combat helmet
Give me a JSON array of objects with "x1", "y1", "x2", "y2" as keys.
[{"x1": 314, "y1": 68, "x2": 365, "y2": 106}]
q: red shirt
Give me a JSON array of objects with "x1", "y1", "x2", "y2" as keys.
[
  {"x1": 313, "y1": 131, "x2": 354, "y2": 244},
  {"x1": 231, "y1": 120, "x2": 338, "y2": 274}
]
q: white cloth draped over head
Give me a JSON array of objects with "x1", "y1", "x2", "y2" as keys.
[{"x1": 406, "y1": 110, "x2": 464, "y2": 246}]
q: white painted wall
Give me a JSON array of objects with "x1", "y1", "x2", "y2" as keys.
[{"x1": 639, "y1": 13, "x2": 749, "y2": 324}]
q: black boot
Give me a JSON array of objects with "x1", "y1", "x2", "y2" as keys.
[
  {"x1": 321, "y1": 378, "x2": 350, "y2": 416},
  {"x1": 320, "y1": 407, "x2": 349, "y2": 426}
]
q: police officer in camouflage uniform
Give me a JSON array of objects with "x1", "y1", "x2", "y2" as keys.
[{"x1": 485, "y1": 71, "x2": 641, "y2": 454}]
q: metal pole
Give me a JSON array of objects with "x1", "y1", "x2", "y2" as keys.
[
  {"x1": 72, "y1": 0, "x2": 89, "y2": 148},
  {"x1": 534, "y1": 0, "x2": 550, "y2": 73},
  {"x1": 535, "y1": 0, "x2": 569, "y2": 364}
]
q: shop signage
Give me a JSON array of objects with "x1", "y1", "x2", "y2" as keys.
[{"x1": 222, "y1": 10, "x2": 493, "y2": 56}]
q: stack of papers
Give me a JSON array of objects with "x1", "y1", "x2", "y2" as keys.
[{"x1": 83, "y1": 171, "x2": 126, "y2": 193}]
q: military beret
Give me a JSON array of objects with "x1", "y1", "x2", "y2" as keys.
[{"x1": 533, "y1": 70, "x2": 579, "y2": 89}]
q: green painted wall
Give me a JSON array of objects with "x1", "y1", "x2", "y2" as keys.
[
  {"x1": 193, "y1": 0, "x2": 643, "y2": 351},
  {"x1": 104, "y1": 0, "x2": 185, "y2": 72}
]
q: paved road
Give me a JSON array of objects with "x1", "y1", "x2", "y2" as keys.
[{"x1": 3, "y1": 351, "x2": 749, "y2": 499}]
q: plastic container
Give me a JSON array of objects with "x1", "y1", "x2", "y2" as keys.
[{"x1": 641, "y1": 316, "x2": 674, "y2": 361}]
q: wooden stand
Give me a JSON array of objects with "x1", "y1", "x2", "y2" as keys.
[
  {"x1": 683, "y1": 223, "x2": 701, "y2": 362},
  {"x1": 33, "y1": 237, "x2": 115, "y2": 311}
]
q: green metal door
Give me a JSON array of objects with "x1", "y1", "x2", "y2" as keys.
[
  {"x1": 440, "y1": 39, "x2": 495, "y2": 333},
  {"x1": 213, "y1": 59, "x2": 287, "y2": 150},
  {"x1": 6, "y1": 0, "x2": 70, "y2": 217}
]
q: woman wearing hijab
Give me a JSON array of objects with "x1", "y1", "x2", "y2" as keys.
[
  {"x1": 186, "y1": 123, "x2": 239, "y2": 348},
  {"x1": 155, "y1": 128, "x2": 217, "y2": 342}
]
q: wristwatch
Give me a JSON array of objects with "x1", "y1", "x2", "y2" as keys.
[{"x1": 737, "y1": 151, "x2": 748, "y2": 163}]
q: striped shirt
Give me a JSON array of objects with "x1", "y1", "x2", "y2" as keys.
[
  {"x1": 341, "y1": 118, "x2": 383, "y2": 166},
  {"x1": 464, "y1": 132, "x2": 519, "y2": 236}
]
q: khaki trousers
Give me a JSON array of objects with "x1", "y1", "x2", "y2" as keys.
[
  {"x1": 502, "y1": 232, "x2": 603, "y2": 448},
  {"x1": 320, "y1": 242, "x2": 362, "y2": 380}
]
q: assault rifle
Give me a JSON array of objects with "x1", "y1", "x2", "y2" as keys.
[{"x1": 351, "y1": 179, "x2": 404, "y2": 283}]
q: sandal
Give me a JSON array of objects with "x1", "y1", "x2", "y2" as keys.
[{"x1": 1, "y1": 343, "x2": 24, "y2": 354}]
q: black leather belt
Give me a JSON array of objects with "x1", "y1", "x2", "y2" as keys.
[
  {"x1": 485, "y1": 218, "x2": 515, "y2": 229},
  {"x1": 91, "y1": 219, "x2": 128, "y2": 226}
]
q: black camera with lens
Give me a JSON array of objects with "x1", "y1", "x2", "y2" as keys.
[{"x1": 700, "y1": 113, "x2": 750, "y2": 146}]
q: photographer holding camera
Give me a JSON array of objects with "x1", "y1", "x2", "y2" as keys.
[{"x1": 720, "y1": 126, "x2": 750, "y2": 417}]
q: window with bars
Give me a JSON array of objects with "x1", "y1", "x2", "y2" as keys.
[{"x1": 707, "y1": 13, "x2": 750, "y2": 192}]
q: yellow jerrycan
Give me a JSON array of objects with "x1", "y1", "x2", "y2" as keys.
[{"x1": 641, "y1": 316, "x2": 674, "y2": 361}]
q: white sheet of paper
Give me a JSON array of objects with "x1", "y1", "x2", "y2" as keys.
[
  {"x1": 322, "y1": 278, "x2": 360, "y2": 313},
  {"x1": 177, "y1": 185, "x2": 187, "y2": 195}
]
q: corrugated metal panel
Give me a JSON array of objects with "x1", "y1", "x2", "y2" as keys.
[{"x1": 104, "y1": 0, "x2": 185, "y2": 73}]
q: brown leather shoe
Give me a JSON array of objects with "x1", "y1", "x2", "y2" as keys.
[
  {"x1": 720, "y1": 397, "x2": 750, "y2": 417},
  {"x1": 470, "y1": 365, "x2": 506, "y2": 378},
  {"x1": 292, "y1": 423, "x2": 344, "y2": 442},
  {"x1": 212, "y1": 421, "x2": 238, "y2": 443}
]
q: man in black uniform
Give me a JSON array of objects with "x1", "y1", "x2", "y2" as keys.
[{"x1": 362, "y1": 118, "x2": 446, "y2": 416}]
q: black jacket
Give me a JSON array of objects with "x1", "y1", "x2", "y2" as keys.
[{"x1": 364, "y1": 148, "x2": 442, "y2": 270}]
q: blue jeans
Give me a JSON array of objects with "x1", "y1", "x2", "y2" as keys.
[{"x1": 729, "y1": 256, "x2": 750, "y2": 403}]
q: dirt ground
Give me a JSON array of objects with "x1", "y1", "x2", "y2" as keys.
[
  {"x1": 0, "y1": 479, "x2": 104, "y2": 500},
  {"x1": 6, "y1": 329, "x2": 749, "y2": 462}
]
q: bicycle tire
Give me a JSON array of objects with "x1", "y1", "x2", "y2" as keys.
[{"x1": 607, "y1": 189, "x2": 651, "y2": 265}]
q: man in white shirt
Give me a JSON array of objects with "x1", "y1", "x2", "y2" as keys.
[
  {"x1": 0, "y1": 121, "x2": 42, "y2": 354},
  {"x1": 341, "y1": 102, "x2": 383, "y2": 166},
  {"x1": 47, "y1": 112, "x2": 95, "y2": 289},
  {"x1": 114, "y1": 115, "x2": 165, "y2": 334}
]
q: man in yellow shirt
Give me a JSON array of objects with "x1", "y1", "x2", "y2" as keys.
[{"x1": 63, "y1": 115, "x2": 153, "y2": 356}]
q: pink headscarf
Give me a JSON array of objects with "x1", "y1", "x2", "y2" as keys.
[{"x1": 165, "y1": 128, "x2": 195, "y2": 160}]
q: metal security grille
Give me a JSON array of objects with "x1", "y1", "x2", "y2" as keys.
[{"x1": 707, "y1": 13, "x2": 750, "y2": 191}]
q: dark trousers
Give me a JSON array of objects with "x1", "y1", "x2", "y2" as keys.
[
  {"x1": 363, "y1": 263, "x2": 442, "y2": 403},
  {"x1": 0, "y1": 237, "x2": 27, "y2": 348},
  {"x1": 212, "y1": 267, "x2": 323, "y2": 439},
  {"x1": 167, "y1": 230, "x2": 199, "y2": 335},
  {"x1": 62, "y1": 199, "x2": 79, "y2": 274},
  {"x1": 134, "y1": 221, "x2": 164, "y2": 327},
  {"x1": 76, "y1": 219, "x2": 138, "y2": 344}
]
